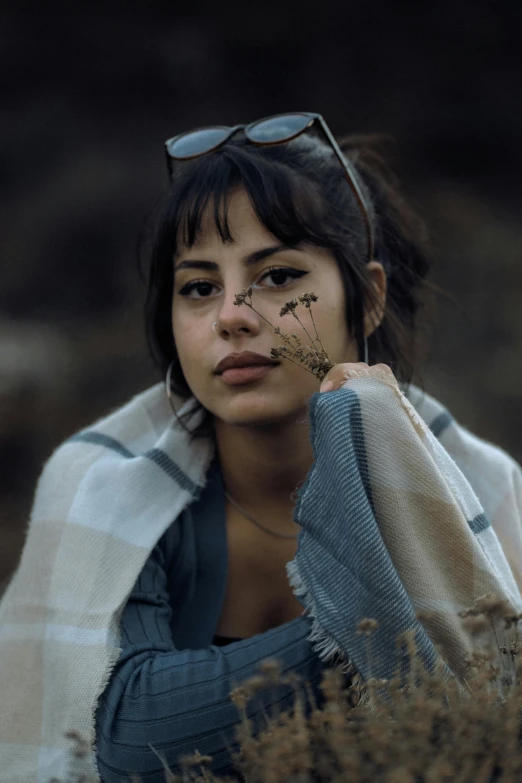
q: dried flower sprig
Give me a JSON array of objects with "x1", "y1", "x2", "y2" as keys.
[
  {"x1": 233, "y1": 287, "x2": 335, "y2": 382},
  {"x1": 56, "y1": 596, "x2": 522, "y2": 783}
]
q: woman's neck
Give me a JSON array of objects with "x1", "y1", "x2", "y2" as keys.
[{"x1": 213, "y1": 416, "x2": 314, "y2": 520}]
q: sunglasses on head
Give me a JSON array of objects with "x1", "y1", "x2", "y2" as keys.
[{"x1": 164, "y1": 112, "x2": 375, "y2": 261}]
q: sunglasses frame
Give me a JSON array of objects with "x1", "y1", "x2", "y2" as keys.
[{"x1": 165, "y1": 112, "x2": 374, "y2": 260}]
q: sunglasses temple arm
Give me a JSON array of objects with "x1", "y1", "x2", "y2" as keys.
[{"x1": 317, "y1": 118, "x2": 375, "y2": 260}]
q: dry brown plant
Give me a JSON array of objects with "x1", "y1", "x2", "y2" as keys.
[
  {"x1": 53, "y1": 594, "x2": 522, "y2": 783},
  {"x1": 232, "y1": 288, "x2": 335, "y2": 383}
]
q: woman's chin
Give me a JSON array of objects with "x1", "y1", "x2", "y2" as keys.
[{"x1": 212, "y1": 394, "x2": 311, "y2": 430}]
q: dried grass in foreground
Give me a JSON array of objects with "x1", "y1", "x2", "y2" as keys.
[{"x1": 53, "y1": 595, "x2": 522, "y2": 783}]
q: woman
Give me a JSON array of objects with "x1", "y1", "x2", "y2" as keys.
[{"x1": 1, "y1": 113, "x2": 521, "y2": 783}]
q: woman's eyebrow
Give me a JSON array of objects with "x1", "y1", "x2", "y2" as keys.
[{"x1": 173, "y1": 243, "x2": 304, "y2": 275}]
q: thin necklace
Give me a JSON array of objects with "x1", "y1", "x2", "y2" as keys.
[{"x1": 224, "y1": 491, "x2": 300, "y2": 539}]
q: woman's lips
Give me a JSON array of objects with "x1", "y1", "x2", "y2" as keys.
[{"x1": 219, "y1": 365, "x2": 277, "y2": 386}]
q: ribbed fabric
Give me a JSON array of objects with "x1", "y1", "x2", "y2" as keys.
[{"x1": 95, "y1": 452, "x2": 328, "y2": 782}]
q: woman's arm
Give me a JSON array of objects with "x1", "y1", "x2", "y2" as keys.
[{"x1": 95, "y1": 531, "x2": 326, "y2": 783}]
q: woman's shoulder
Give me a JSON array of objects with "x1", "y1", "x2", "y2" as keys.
[
  {"x1": 48, "y1": 382, "x2": 185, "y2": 460},
  {"x1": 0, "y1": 382, "x2": 217, "y2": 608},
  {"x1": 41, "y1": 382, "x2": 209, "y2": 481},
  {"x1": 407, "y1": 383, "x2": 521, "y2": 504},
  {"x1": 28, "y1": 382, "x2": 215, "y2": 545}
]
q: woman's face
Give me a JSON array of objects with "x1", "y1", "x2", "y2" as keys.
[{"x1": 171, "y1": 187, "x2": 379, "y2": 429}]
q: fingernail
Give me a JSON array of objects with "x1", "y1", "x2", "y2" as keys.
[{"x1": 320, "y1": 380, "x2": 333, "y2": 392}]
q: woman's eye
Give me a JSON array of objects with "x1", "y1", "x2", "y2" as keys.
[
  {"x1": 178, "y1": 281, "x2": 215, "y2": 299},
  {"x1": 261, "y1": 267, "x2": 308, "y2": 289},
  {"x1": 178, "y1": 267, "x2": 308, "y2": 299}
]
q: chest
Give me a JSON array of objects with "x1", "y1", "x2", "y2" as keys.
[{"x1": 214, "y1": 506, "x2": 303, "y2": 638}]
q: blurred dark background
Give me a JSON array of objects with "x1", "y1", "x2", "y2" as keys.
[{"x1": 1, "y1": 1, "x2": 521, "y2": 588}]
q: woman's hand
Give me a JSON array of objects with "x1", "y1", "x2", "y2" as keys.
[{"x1": 319, "y1": 362, "x2": 396, "y2": 393}]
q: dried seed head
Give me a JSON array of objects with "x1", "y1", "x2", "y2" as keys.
[
  {"x1": 461, "y1": 614, "x2": 491, "y2": 636},
  {"x1": 230, "y1": 685, "x2": 249, "y2": 710},
  {"x1": 510, "y1": 640, "x2": 521, "y2": 658},
  {"x1": 63, "y1": 730, "x2": 88, "y2": 758},
  {"x1": 320, "y1": 667, "x2": 346, "y2": 701},
  {"x1": 258, "y1": 658, "x2": 283, "y2": 683},
  {"x1": 395, "y1": 629, "x2": 418, "y2": 657},
  {"x1": 504, "y1": 613, "x2": 522, "y2": 629},
  {"x1": 473, "y1": 592, "x2": 511, "y2": 620},
  {"x1": 416, "y1": 610, "x2": 437, "y2": 625},
  {"x1": 280, "y1": 671, "x2": 303, "y2": 689},
  {"x1": 64, "y1": 730, "x2": 82, "y2": 741},
  {"x1": 233, "y1": 287, "x2": 253, "y2": 306},
  {"x1": 366, "y1": 677, "x2": 389, "y2": 689},
  {"x1": 242, "y1": 675, "x2": 269, "y2": 694},
  {"x1": 467, "y1": 650, "x2": 496, "y2": 666},
  {"x1": 459, "y1": 607, "x2": 478, "y2": 619},
  {"x1": 279, "y1": 298, "x2": 299, "y2": 317},
  {"x1": 233, "y1": 288, "x2": 334, "y2": 382},
  {"x1": 356, "y1": 618, "x2": 379, "y2": 636},
  {"x1": 179, "y1": 750, "x2": 214, "y2": 767},
  {"x1": 298, "y1": 292, "x2": 318, "y2": 308}
]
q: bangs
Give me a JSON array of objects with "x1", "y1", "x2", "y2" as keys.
[{"x1": 167, "y1": 141, "x2": 334, "y2": 254}]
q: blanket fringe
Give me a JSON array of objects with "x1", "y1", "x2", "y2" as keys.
[{"x1": 286, "y1": 558, "x2": 369, "y2": 708}]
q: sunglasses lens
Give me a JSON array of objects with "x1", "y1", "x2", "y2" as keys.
[
  {"x1": 248, "y1": 114, "x2": 312, "y2": 143},
  {"x1": 166, "y1": 128, "x2": 231, "y2": 159}
]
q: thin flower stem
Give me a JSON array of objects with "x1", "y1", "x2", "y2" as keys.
[
  {"x1": 291, "y1": 311, "x2": 320, "y2": 355},
  {"x1": 280, "y1": 327, "x2": 327, "y2": 371},
  {"x1": 241, "y1": 298, "x2": 279, "y2": 331},
  {"x1": 278, "y1": 329, "x2": 310, "y2": 354},
  {"x1": 234, "y1": 289, "x2": 334, "y2": 381},
  {"x1": 308, "y1": 307, "x2": 328, "y2": 355},
  {"x1": 490, "y1": 618, "x2": 502, "y2": 659},
  {"x1": 242, "y1": 297, "x2": 307, "y2": 354},
  {"x1": 461, "y1": 677, "x2": 475, "y2": 696},
  {"x1": 276, "y1": 352, "x2": 319, "y2": 376},
  {"x1": 244, "y1": 298, "x2": 324, "y2": 369}
]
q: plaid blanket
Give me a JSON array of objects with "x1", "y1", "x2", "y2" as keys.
[{"x1": 0, "y1": 373, "x2": 521, "y2": 782}]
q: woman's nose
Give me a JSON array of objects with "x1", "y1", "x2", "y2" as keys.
[{"x1": 214, "y1": 286, "x2": 260, "y2": 335}]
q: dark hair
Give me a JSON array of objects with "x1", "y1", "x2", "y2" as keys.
[{"x1": 139, "y1": 129, "x2": 439, "y2": 443}]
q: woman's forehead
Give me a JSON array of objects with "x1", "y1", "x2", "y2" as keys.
[{"x1": 176, "y1": 188, "x2": 275, "y2": 254}]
